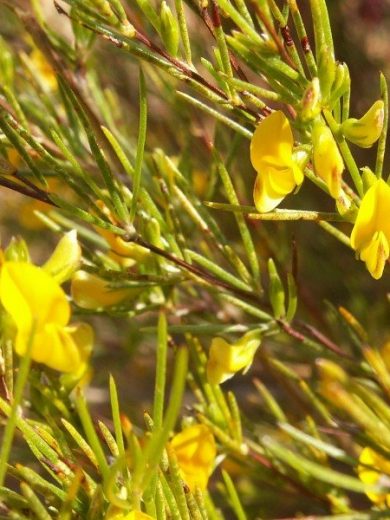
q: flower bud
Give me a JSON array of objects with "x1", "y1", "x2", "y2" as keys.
[
  {"x1": 316, "y1": 359, "x2": 348, "y2": 384},
  {"x1": 317, "y1": 45, "x2": 336, "y2": 101},
  {"x1": 43, "y1": 230, "x2": 81, "y2": 284},
  {"x1": 300, "y1": 77, "x2": 321, "y2": 122},
  {"x1": 71, "y1": 270, "x2": 142, "y2": 309},
  {"x1": 207, "y1": 330, "x2": 261, "y2": 385},
  {"x1": 0, "y1": 36, "x2": 14, "y2": 87},
  {"x1": 160, "y1": 1, "x2": 180, "y2": 56},
  {"x1": 4, "y1": 237, "x2": 30, "y2": 263},
  {"x1": 341, "y1": 100, "x2": 384, "y2": 148},
  {"x1": 312, "y1": 122, "x2": 344, "y2": 198},
  {"x1": 267, "y1": 258, "x2": 285, "y2": 319}
]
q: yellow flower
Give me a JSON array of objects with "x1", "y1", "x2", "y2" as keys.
[
  {"x1": 350, "y1": 179, "x2": 390, "y2": 279},
  {"x1": 250, "y1": 111, "x2": 304, "y2": 213},
  {"x1": 312, "y1": 123, "x2": 344, "y2": 198},
  {"x1": 71, "y1": 270, "x2": 142, "y2": 309},
  {"x1": 358, "y1": 447, "x2": 390, "y2": 506},
  {"x1": 170, "y1": 424, "x2": 216, "y2": 491},
  {"x1": 207, "y1": 331, "x2": 261, "y2": 385},
  {"x1": 342, "y1": 100, "x2": 384, "y2": 148},
  {"x1": 0, "y1": 262, "x2": 92, "y2": 373},
  {"x1": 95, "y1": 200, "x2": 149, "y2": 266},
  {"x1": 29, "y1": 47, "x2": 57, "y2": 91}
]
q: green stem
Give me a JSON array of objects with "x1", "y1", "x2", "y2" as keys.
[
  {"x1": 109, "y1": 375, "x2": 126, "y2": 457},
  {"x1": 130, "y1": 67, "x2": 148, "y2": 222},
  {"x1": 377, "y1": 73, "x2": 388, "y2": 180},
  {"x1": 247, "y1": 210, "x2": 346, "y2": 221},
  {"x1": 217, "y1": 0, "x2": 263, "y2": 45},
  {"x1": 74, "y1": 391, "x2": 110, "y2": 481},
  {"x1": 132, "y1": 346, "x2": 188, "y2": 502},
  {"x1": 318, "y1": 221, "x2": 351, "y2": 248},
  {"x1": 174, "y1": 0, "x2": 192, "y2": 64},
  {"x1": 0, "y1": 324, "x2": 36, "y2": 487},
  {"x1": 153, "y1": 312, "x2": 168, "y2": 430},
  {"x1": 288, "y1": 1, "x2": 317, "y2": 76},
  {"x1": 177, "y1": 92, "x2": 252, "y2": 139},
  {"x1": 215, "y1": 161, "x2": 260, "y2": 281}
]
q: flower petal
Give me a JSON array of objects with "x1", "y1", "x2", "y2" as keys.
[
  {"x1": 358, "y1": 447, "x2": 390, "y2": 505},
  {"x1": 359, "y1": 231, "x2": 389, "y2": 280},
  {"x1": 14, "y1": 323, "x2": 87, "y2": 373},
  {"x1": 351, "y1": 179, "x2": 390, "y2": 251},
  {"x1": 250, "y1": 111, "x2": 294, "y2": 172},
  {"x1": 253, "y1": 168, "x2": 295, "y2": 213},
  {"x1": 207, "y1": 331, "x2": 261, "y2": 385},
  {"x1": 171, "y1": 424, "x2": 216, "y2": 491},
  {"x1": 0, "y1": 262, "x2": 69, "y2": 333},
  {"x1": 71, "y1": 270, "x2": 142, "y2": 309}
]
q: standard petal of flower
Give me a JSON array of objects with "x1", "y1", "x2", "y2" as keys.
[
  {"x1": 250, "y1": 111, "x2": 294, "y2": 171},
  {"x1": 171, "y1": 424, "x2": 216, "y2": 491},
  {"x1": 0, "y1": 262, "x2": 70, "y2": 333},
  {"x1": 71, "y1": 271, "x2": 142, "y2": 309}
]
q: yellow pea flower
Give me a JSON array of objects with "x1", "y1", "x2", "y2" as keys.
[
  {"x1": 0, "y1": 262, "x2": 92, "y2": 373},
  {"x1": 170, "y1": 424, "x2": 216, "y2": 491},
  {"x1": 342, "y1": 100, "x2": 384, "y2": 148},
  {"x1": 350, "y1": 179, "x2": 390, "y2": 279},
  {"x1": 358, "y1": 447, "x2": 390, "y2": 506},
  {"x1": 29, "y1": 47, "x2": 57, "y2": 91},
  {"x1": 71, "y1": 270, "x2": 142, "y2": 309},
  {"x1": 207, "y1": 331, "x2": 261, "y2": 385},
  {"x1": 95, "y1": 200, "x2": 149, "y2": 266},
  {"x1": 312, "y1": 123, "x2": 344, "y2": 198},
  {"x1": 250, "y1": 111, "x2": 304, "y2": 213}
]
